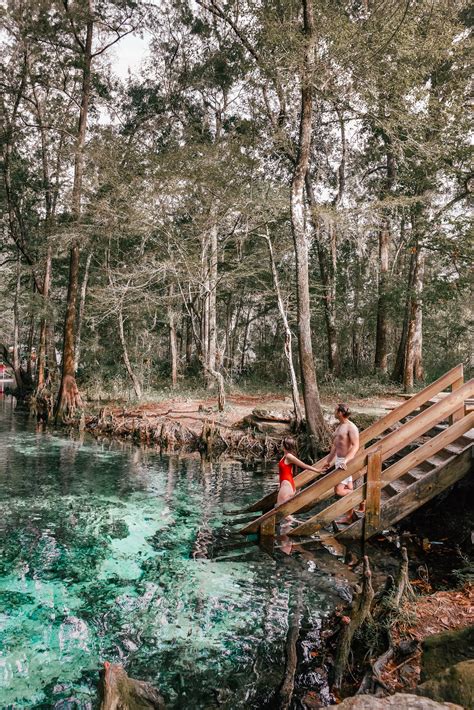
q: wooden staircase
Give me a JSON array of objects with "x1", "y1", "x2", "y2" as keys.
[{"x1": 236, "y1": 365, "x2": 473, "y2": 541}]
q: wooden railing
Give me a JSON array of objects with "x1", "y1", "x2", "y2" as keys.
[
  {"x1": 239, "y1": 375, "x2": 473, "y2": 537},
  {"x1": 239, "y1": 364, "x2": 464, "y2": 516},
  {"x1": 289, "y1": 410, "x2": 474, "y2": 537}
]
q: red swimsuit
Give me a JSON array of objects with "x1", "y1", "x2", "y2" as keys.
[{"x1": 279, "y1": 457, "x2": 296, "y2": 493}]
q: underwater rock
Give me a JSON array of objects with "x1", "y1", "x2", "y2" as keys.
[{"x1": 99, "y1": 662, "x2": 165, "y2": 709}]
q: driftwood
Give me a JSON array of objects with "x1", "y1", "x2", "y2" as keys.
[
  {"x1": 278, "y1": 592, "x2": 303, "y2": 709},
  {"x1": 334, "y1": 555, "x2": 375, "y2": 689},
  {"x1": 99, "y1": 662, "x2": 165, "y2": 709},
  {"x1": 353, "y1": 547, "x2": 417, "y2": 696}
]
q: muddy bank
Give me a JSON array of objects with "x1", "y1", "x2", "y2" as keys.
[{"x1": 83, "y1": 392, "x2": 395, "y2": 461}]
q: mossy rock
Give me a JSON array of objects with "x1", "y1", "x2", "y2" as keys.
[
  {"x1": 421, "y1": 626, "x2": 474, "y2": 681},
  {"x1": 416, "y1": 659, "x2": 474, "y2": 708}
]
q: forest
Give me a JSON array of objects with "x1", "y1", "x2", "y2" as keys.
[{"x1": 1, "y1": 0, "x2": 472, "y2": 443}]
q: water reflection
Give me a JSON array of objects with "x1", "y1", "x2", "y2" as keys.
[{"x1": 0, "y1": 397, "x2": 347, "y2": 708}]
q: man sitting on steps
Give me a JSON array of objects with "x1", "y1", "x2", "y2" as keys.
[{"x1": 321, "y1": 403, "x2": 362, "y2": 524}]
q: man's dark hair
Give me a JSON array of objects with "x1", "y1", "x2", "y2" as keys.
[{"x1": 337, "y1": 403, "x2": 351, "y2": 417}]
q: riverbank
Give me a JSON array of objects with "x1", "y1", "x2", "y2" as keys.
[{"x1": 82, "y1": 390, "x2": 405, "y2": 460}]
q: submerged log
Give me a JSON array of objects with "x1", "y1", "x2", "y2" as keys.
[
  {"x1": 279, "y1": 592, "x2": 303, "y2": 709},
  {"x1": 99, "y1": 661, "x2": 165, "y2": 709}
]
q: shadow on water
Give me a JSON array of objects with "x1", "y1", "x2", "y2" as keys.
[{"x1": 0, "y1": 396, "x2": 353, "y2": 708}]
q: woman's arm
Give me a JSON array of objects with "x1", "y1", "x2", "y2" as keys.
[{"x1": 286, "y1": 453, "x2": 325, "y2": 474}]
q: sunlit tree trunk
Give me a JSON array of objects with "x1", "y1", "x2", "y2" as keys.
[
  {"x1": 37, "y1": 246, "x2": 52, "y2": 388},
  {"x1": 74, "y1": 252, "x2": 92, "y2": 372},
  {"x1": 290, "y1": 0, "x2": 329, "y2": 451},
  {"x1": 263, "y1": 233, "x2": 303, "y2": 425},
  {"x1": 207, "y1": 221, "x2": 218, "y2": 378},
  {"x1": 168, "y1": 284, "x2": 178, "y2": 387},
  {"x1": 404, "y1": 245, "x2": 425, "y2": 391},
  {"x1": 56, "y1": 5, "x2": 93, "y2": 418},
  {"x1": 374, "y1": 219, "x2": 390, "y2": 374},
  {"x1": 118, "y1": 304, "x2": 142, "y2": 399}
]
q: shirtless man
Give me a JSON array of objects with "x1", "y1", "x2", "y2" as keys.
[{"x1": 321, "y1": 403, "x2": 360, "y2": 522}]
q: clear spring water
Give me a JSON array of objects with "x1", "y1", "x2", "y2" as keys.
[{"x1": 0, "y1": 397, "x2": 347, "y2": 708}]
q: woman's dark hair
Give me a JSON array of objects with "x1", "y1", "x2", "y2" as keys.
[
  {"x1": 282, "y1": 437, "x2": 297, "y2": 454},
  {"x1": 337, "y1": 403, "x2": 351, "y2": 417}
]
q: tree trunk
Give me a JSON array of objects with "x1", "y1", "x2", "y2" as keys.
[
  {"x1": 290, "y1": 0, "x2": 329, "y2": 452},
  {"x1": 118, "y1": 305, "x2": 142, "y2": 399},
  {"x1": 56, "y1": 244, "x2": 83, "y2": 416},
  {"x1": 392, "y1": 249, "x2": 415, "y2": 382},
  {"x1": 207, "y1": 220, "x2": 218, "y2": 381},
  {"x1": 13, "y1": 255, "x2": 23, "y2": 392},
  {"x1": 375, "y1": 219, "x2": 390, "y2": 374},
  {"x1": 240, "y1": 307, "x2": 251, "y2": 372},
  {"x1": 37, "y1": 246, "x2": 52, "y2": 388},
  {"x1": 185, "y1": 312, "x2": 193, "y2": 366},
  {"x1": 263, "y1": 233, "x2": 303, "y2": 425},
  {"x1": 306, "y1": 178, "x2": 341, "y2": 376},
  {"x1": 168, "y1": 284, "x2": 178, "y2": 387},
  {"x1": 56, "y1": 5, "x2": 93, "y2": 418},
  {"x1": 404, "y1": 245, "x2": 425, "y2": 391},
  {"x1": 74, "y1": 251, "x2": 92, "y2": 372}
]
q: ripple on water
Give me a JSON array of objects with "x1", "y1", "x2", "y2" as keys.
[{"x1": 0, "y1": 404, "x2": 344, "y2": 708}]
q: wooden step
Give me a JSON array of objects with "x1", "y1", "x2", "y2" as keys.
[
  {"x1": 425, "y1": 449, "x2": 457, "y2": 466},
  {"x1": 401, "y1": 468, "x2": 426, "y2": 484},
  {"x1": 384, "y1": 479, "x2": 408, "y2": 497}
]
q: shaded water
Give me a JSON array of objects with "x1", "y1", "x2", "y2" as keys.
[{"x1": 0, "y1": 397, "x2": 347, "y2": 708}]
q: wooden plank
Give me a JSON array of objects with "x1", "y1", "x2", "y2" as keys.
[
  {"x1": 450, "y1": 365, "x2": 464, "y2": 424},
  {"x1": 365, "y1": 448, "x2": 382, "y2": 538},
  {"x1": 260, "y1": 514, "x2": 276, "y2": 538},
  {"x1": 238, "y1": 364, "x2": 465, "y2": 514},
  {"x1": 240, "y1": 379, "x2": 474, "y2": 535},
  {"x1": 288, "y1": 412, "x2": 474, "y2": 537},
  {"x1": 337, "y1": 447, "x2": 473, "y2": 540}
]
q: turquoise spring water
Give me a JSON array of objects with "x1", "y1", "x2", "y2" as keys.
[{"x1": 0, "y1": 397, "x2": 346, "y2": 708}]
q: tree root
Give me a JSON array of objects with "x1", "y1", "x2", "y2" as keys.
[
  {"x1": 334, "y1": 555, "x2": 375, "y2": 689},
  {"x1": 278, "y1": 591, "x2": 303, "y2": 709}
]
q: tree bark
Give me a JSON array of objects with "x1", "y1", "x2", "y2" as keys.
[
  {"x1": 118, "y1": 305, "x2": 142, "y2": 399},
  {"x1": 263, "y1": 233, "x2": 303, "y2": 425},
  {"x1": 403, "y1": 245, "x2": 425, "y2": 391},
  {"x1": 207, "y1": 220, "x2": 218, "y2": 380},
  {"x1": 392, "y1": 249, "x2": 415, "y2": 383},
  {"x1": 168, "y1": 284, "x2": 179, "y2": 387},
  {"x1": 13, "y1": 255, "x2": 24, "y2": 392},
  {"x1": 375, "y1": 219, "x2": 390, "y2": 374},
  {"x1": 291, "y1": 0, "x2": 329, "y2": 452},
  {"x1": 306, "y1": 177, "x2": 341, "y2": 376},
  {"x1": 56, "y1": 3, "x2": 93, "y2": 418},
  {"x1": 375, "y1": 127, "x2": 396, "y2": 374},
  {"x1": 74, "y1": 251, "x2": 92, "y2": 372},
  {"x1": 37, "y1": 250, "x2": 52, "y2": 389}
]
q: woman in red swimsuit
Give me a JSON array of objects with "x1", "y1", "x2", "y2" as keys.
[{"x1": 277, "y1": 437, "x2": 323, "y2": 516}]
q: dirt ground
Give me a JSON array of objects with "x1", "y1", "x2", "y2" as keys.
[
  {"x1": 94, "y1": 391, "x2": 405, "y2": 437},
  {"x1": 379, "y1": 584, "x2": 474, "y2": 693}
]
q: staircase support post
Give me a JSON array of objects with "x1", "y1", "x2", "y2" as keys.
[
  {"x1": 450, "y1": 365, "x2": 464, "y2": 424},
  {"x1": 260, "y1": 515, "x2": 276, "y2": 539},
  {"x1": 365, "y1": 448, "x2": 382, "y2": 539}
]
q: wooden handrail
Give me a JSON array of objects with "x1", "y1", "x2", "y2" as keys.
[
  {"x1": 238, "y1": 363, "x2": 464, "y2": 514},
  {"x1": 239, "y1": 378, "x2": 473, "y2": 534},
  {"x1": 289, "y1": 410, "x2": 474, "y2": 536}
]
